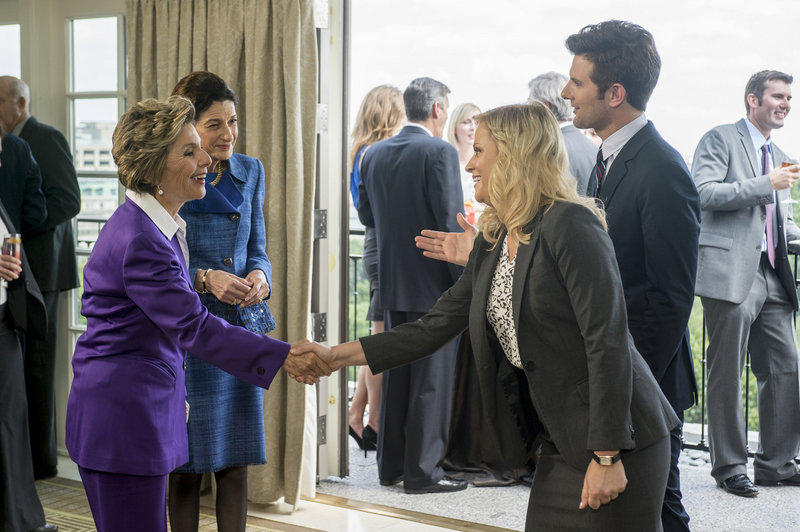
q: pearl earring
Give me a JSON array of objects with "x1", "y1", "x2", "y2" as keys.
[{"x1": 157, "y1": 186, "x2": 164, "y2": 196}]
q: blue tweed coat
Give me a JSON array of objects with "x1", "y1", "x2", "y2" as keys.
[{"x1": 175, "y1": 152, "x2": 274, "y2": 471}]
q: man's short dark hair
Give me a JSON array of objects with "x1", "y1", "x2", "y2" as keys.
[
  {"x1": 744, "y1": 70, "x2": 793, "y2": 113},
  {"x1": 403, "y1": 77, "x2": 450, "y2": 122},
  {"x1": 565, "y1": 20, "x2": 661, "y2": 111}
]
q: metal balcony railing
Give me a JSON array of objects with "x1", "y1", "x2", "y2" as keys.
[{"x1": 347, "y1": 231, "x2": 800, "y2": 456}]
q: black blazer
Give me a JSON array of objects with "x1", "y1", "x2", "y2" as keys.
[
  {"x1": 599, "y1": 122, "x2": 701, "y2": 413},
  {"x1": 362, "y1": 202, "x2": 679, "y2": 472},
  {"x1": 18, "y1": 116, "x2": 81, "y2": 292},
  {"x1": 0, "y1": 199, "x2": 47, "y2": 340},
  {"x1": 0, "y1": 133, "x2": 47, "y2": 233},
  {"x1": 357, "y1": 125, "x2": 464, "y2": 313}
]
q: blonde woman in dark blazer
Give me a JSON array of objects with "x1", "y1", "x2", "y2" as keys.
[{"x1": 293, "y1": 102, "x2": 679, "y2": 531}]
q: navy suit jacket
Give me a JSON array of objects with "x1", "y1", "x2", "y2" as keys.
[
  {"x1": 19, "y1": 116, "x2": 81, "y2": 292},
  {"x1": 66, "y1": 198, "x2": 290, "y2": 476},
  {"x1": 599, "y1": 121, "x2": 701, "y2": 413},
  {"x1": 0, "y1": 133, "x2": 47, "y2": 233},
  {"x1": 357, "y1": 125, "x2": 464, "y2": 313}
]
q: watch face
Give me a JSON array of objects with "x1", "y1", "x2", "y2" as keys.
[{"x1": 594, "y1": 453, "x2": 620, "y2": 466}]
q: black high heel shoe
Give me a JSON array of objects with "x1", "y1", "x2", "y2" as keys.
[
  {"x1": 349, "y1": 425, "x2": 367, "y2": 457},
  {"x1": 362, "y1": 425, "x2": 378, "y2": 451}
]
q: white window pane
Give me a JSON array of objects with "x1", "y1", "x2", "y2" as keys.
[
  {"x1": 72, "y1": 17, "x2": 118, "y2": 92},
  {"x1": 76, "y1": 178, "x2": 118, "y2": 249},
  {"x1": 73, "y1": 98, "x2": 117, "y2": 172},
  {"x1": 0, "y1": 24, "x2": 21, "y2": 78}
]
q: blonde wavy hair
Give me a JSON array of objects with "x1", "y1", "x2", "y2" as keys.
[
  {"x1": 446, "y1": 102, "x2": 481, "y2": 148},
  {"x1": 349, "y1": 85, "x2": 405, "y2": 168},
  {"x1": 476, "y1": 102, "x2": 606, "y2": 247},
  {"x1": 112, "y1": 95, "x2": 196, "y2": 195}
]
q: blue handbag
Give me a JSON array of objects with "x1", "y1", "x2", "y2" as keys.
[{"x1": 237, "y1": 299, "x2": 277, "y2": 335}]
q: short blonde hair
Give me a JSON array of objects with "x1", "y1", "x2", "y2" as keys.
[
  {"x1": 476, "y1": 102, "x2": 605, "y2": 247},
  {"x1": 349, "y1": 85, "x2": 405, "y2": 168},
  {"x1": 446, "y1": 102, "x2": 481, "y2": 148},
  {"x1": 112, "y1": 96, "x2": 196, "y2": 195}
]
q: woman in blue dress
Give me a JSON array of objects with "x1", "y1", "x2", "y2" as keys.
[
  {"x1": 168, "y1": 71, "x2": 274, "y2": 532},
  {"x1": 347, "y1": 85, "x2": 404, "y2": 451}
]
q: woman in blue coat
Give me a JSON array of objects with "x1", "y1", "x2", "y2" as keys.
[{"x1": 168, "y1": 72, "x2": 275, "y2": 531}]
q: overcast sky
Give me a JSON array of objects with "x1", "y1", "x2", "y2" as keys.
[{"x1": 351, "y1": 0, "x2": 800, "y2": 161}]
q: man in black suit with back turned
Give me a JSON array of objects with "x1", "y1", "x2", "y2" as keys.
[
  {"x1": 357, "y1": 77, "x2": 467, "y2": 494},
  {"x1": 561, "y1": 21, "x2": 701, "y2": 532},
  {"x1": 0, "y1": 75, "x2": 81, "y2": 480}
]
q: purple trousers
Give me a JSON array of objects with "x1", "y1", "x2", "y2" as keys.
[{"x1": 79, "y1": 466, "x2": 167, "y2": 531}]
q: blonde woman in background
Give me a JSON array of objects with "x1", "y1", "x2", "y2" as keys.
[
  {"x1": 347, "y1": 85, "x2": 405, "y2": 452},
  {"x1": 446, "y1": 103, "x2": 482, "y2": 223}
]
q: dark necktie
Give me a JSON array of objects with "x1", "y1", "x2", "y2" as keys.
[
  {"x1": 763, "y1": 143, "x2": 776, "y2": 268},
  {"x1": 593, "y1": 148, "x2": 607, "y2": 198}
]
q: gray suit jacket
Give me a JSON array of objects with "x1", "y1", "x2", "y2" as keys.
[
  {"x1": 561, "y1": 124, "x2": 596, "y2": 195},
  {"x1": 692, "y1": 118, "x2": 800, "y2": 305},
  {"x1": 362, "y1": 202, "x2": 678, "y2": 472}
]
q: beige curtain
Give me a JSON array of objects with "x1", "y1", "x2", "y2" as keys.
[{"x1": 127, "y1": 0, "x2": 319, "y2": 506}]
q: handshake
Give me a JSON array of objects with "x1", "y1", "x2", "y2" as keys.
[
  {"x1": 280, "y1": 339, "x2": 338, "y2": 385},
  {"x1": 280, "y1": 338, "x2": 368, "y2": 385}
]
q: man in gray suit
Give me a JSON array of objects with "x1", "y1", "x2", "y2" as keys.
[
  {"x1": 692, "y1": 70, "x2": 800, "y2": 497},
  {"x1": 528, "y1": 71, "x2": 597, "y2": 194}
]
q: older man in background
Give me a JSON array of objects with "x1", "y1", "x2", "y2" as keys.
[{"x1": 528, "y1": 71, "x2": 597, "y2": 194}]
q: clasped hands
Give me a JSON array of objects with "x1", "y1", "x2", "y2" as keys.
[
  {"x1": 204, "y1": 268, "x2": 270, "y2": 307},
  {"x1": 282, "y1": 339, "x2": 338, "y2": 385}
]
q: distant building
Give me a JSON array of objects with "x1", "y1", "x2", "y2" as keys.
[{"x1": 73, "y1": 120, "x2": 118, "y2": 247}]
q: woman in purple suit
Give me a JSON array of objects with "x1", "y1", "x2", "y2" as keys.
[{"x1": 65, "y1": 96, "x2": 329, "y2": 532}]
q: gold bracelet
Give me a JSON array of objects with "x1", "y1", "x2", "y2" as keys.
[{"x1": 198, "y1": 268, "x2": 212, "y2": 294}]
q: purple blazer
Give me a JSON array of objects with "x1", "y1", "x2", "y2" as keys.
[{"x1": 66, "y1": 198, "x2": 290, "y2": 476}]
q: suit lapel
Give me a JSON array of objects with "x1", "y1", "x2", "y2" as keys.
[
  {"x1": 473, "y1": 229, "x2": 506, "y2": 318},
  {"x1": 511, "y1": 215, "x2": 542, "y2": 333},
  {"x1": 735, "y1": 119, "x2": 759, "y2": 177},
  {"x1": 599, "y1": 122, "x2": 656, "y2": 207}
]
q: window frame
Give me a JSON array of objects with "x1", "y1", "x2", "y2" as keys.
[{"x1": 66, "y1": 13, "x2": 126, "y2": 335}]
